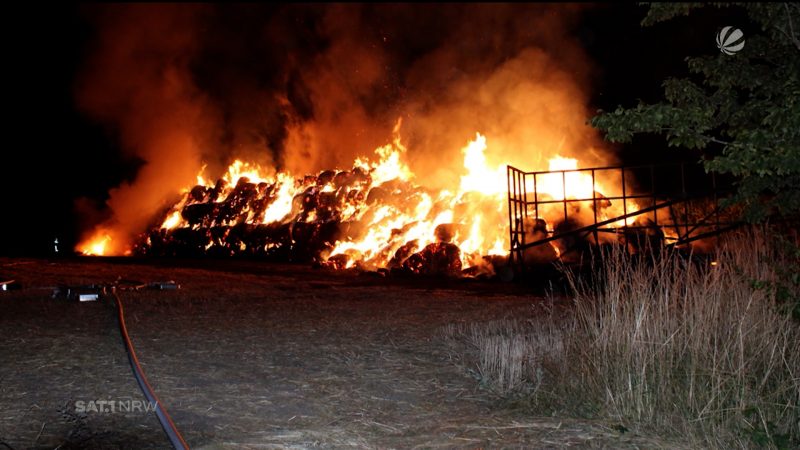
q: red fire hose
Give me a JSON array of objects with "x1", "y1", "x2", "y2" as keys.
[{"x1": 113, "y1": 291, "x2": 190, "y2": 450}]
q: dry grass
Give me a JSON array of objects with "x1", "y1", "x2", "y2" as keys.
[
  {"x1": 442, "y1": 313, "x2": 566, "y2": 397},
  {"x1": 449, "y1": 227, "x2": 800, "y2": 448},
  {"x1": 2, "y1": 258, "x2": 668, "y2": 449}
]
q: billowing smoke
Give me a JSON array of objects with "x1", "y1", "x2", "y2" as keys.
[
  {"x1": 75, "y1": 5, "x2": 221, "y2": 254},
  {"x1": 396, "y1": 4, "x2": 608, "y2": 190},
  {"x1": 76, "y1": 3, "x2": 612, "y2": 254}
]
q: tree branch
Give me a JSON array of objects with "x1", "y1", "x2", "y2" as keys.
[
  {"x1": 707, "y1": 136, "x2": 733, "y2": 146},
  {"x1": 783, "y1": 2, "x2": 800, "y2": 51},
  {"x1": 657, "y1": 127, "x2": 733, "y2": 146}
]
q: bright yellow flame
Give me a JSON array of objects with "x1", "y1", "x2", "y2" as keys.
[
  {"x1": 80, "y1": 233, "x2": 111, "y2": 256},
  {"x1": 196, "y1": 164, "x2": 209, "y2": 186},
  {"x1": 533, "y1": 156, "x2": 595, "y2": 201},
  {"x1": 548, "y1": 156, "x2": 578, "y2": 171},
  {"x1": 459, "y1": 133, "x2": 506, "y2": 195},
  {"x1": 366, "y1": 130, "x2": 412, "y2": 185},
  {"x1": 223, "y1": 159, "x2": 271, "y2": 186},
  {"x1": 262, "y1": 173, "x2": 298, "y2": 223},
  {"x1": 161, "y1": 210, "x2": 182, "y2": 230},
  {"x1": 458, "y1": 215, "x2": 484, "y2": 255},
  {"x1": 488, "y1": 238, "x2": 505, "y2": 256}
]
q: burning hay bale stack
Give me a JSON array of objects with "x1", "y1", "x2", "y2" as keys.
[
  {"x1": 126, "y1": 131, "x2": 523, "y2": 278},
  {"x1": 134, "y1": 155, "x2": 508, "y2": 278},
  {"x1": 136, "y1": 170, "x2": 367, "y2": 262}
]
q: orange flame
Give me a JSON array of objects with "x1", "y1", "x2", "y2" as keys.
[
  {"x1": 78, "y1": 123, "x2": 641, "y2": 267},
  {"x1": 78, "y1": 232, "x2": 112, "y2": 256}
]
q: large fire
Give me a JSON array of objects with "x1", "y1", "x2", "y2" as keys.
[{"x1": 78, "y1": 122, "x2": 636, "y2": 274}]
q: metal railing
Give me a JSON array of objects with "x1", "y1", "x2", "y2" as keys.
[{"x1": 507, "y1": 162, "x2": 739, "y2": 271}]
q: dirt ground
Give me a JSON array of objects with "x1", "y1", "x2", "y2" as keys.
[{"x1": 1, "y1": 257, "x2": 671, "y2": 449}]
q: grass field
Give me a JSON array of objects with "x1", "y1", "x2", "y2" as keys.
[{"x1": 0, "y1": 257, "x2": 671, "y2": 449}]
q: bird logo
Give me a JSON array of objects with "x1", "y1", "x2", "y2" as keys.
[{"x1": 716, "y1": 26, "x2": 745, "y2": 55}]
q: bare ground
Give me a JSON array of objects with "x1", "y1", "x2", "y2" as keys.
[{"x1": 0, "y1": 258, "x2": 676, "y2": 449}]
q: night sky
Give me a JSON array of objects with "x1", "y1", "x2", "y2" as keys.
[{"x1": 2, "y1": 3, "x2": 748, "y2": 256}]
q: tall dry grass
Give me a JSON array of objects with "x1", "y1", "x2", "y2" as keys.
[{"x1": 449, "y1": 228, "x2": 800, "y2": 448}]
